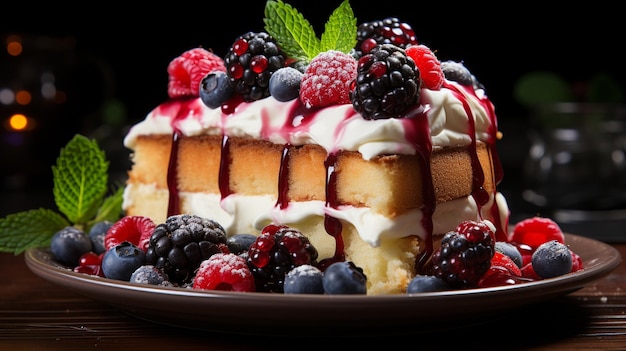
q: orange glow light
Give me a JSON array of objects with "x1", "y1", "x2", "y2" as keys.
[
  {"x1": 15, "y1": 90, "x2": 31, "y2": 105},
  {"x1": 9, "y1": 114, "x2": 28, "y2": 130},
  {"x1": 6, "y1": 35, "x2": 22, "y2": 56}
]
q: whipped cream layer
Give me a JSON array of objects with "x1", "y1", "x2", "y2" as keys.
[{"x1": 123, "y1": 80, "x2": 506, "y2": 245}]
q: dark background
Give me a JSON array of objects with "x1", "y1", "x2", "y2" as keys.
[{"x1": 1, "y1": 2, "x2": 624, "y2": 219}]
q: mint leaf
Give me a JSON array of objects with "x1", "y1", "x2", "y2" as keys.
[
  {"x1": 52, "y1": 134, "x2": 109, "y2": 224},
  {"x1": 264, "y1": 0, "x2": 321, "y2": 62},
  {"x1": 319, "y1": 0, "x2": 357, "y2": 53},
  {"x1": 0, "y1": 209, "x2": 69, "y2": 254},
  {"x1": 93, "y1": 186, "x2": 124, "y2": 225}
]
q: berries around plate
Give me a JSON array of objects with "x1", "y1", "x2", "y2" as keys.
[
  {"x1": 322, "y1": 261, "x2": 367, "y2": 295},
  {"x1": 88, "y1": 220, "x2": 113, "y2": 255},
  {"x1": 406, "y1": 275, "x2": 450, "y2": 293},
  {"x1": 101, "y1": 241, "x2": 146, "y2": 281},
  {"x1": 50, "y1": 226, "x2": 93, "y2": 266},
  {"x1": 193, "y1": 253, "x2": 255, "y2": 292},
  {"x1": 130, "y1": 265, "x2": 171, "y2": 286},
  {"x1": 104, "y1": 215, "x2": 156, "y2": 253},
  {"x1": 284, "y1": 264, "x2": 324, "y2": 294},
  {"x1": 531, "y1": 240, "x2": 573, "y2": 279}
]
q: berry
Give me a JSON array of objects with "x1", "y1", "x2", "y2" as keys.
[
  {"x1": 406, "y1": 275, "x2": 450, "y2": 293},
  {"x1": 430, "y1": 220, "x2": 495, "y2": 287},
  {"x1": 101, "y1": 242, "x2": 146, "y2": 281},
  {"x1": 494, "y1": 241, "x2": 523, "y2": 268},
  {"x1": 354, "y1": 17, "x2": 418, "y2": 58},
  {"x1": 532, "y1": 240, "x2": 573, "y2": 279},
  {"x1": 322, "y1": 261, "x2": 367, "y2": 295},
  {"x1": 226, "y1": 233, "x2": 257, "y2": 255},
  {"x1": 440, "y1": 60, "x2": 484, "y2": 90},
  {"x1": 50, "y1": 226, "x2": 93, "y2": 266},
  {"x1": 299, "y1": 51, "x2": 357, "y2": 108},
  {"x1": 145, "y1": 214, "x2": 228, "y2": 285},
  {"x1": 350, "y1": 44, "x2": 419, "y2": 120},
  {"x1": 73, "y1": 251, "x2": 104, "y2": 277},
  {"x1": 269, "y1": 67, "x2": 303, "y2": 102},
  {"x1": 247, "y1": 224, "x2": 318, "y2": 293},
  {"x1": 130, "y1": 265, "x2": 171, "y2": 286},
  {"x1": 199, "y1": 71, "x2": 235, "y2": 109},
  {"x1": 104, "y1": 216, "x2": 156, "y2": 253},
  {"x1": 284, "y1": 264, "x2": 324, "y2": 294},
  {"x1": 405, "y1": 44, "x2": 444, "y2": 90},
  {"x1": 167, "y1": 47, "x2": 226, "y2": 98},
  {"x1": 224, "y1": 32, "x2": 286, "y2": 102},
  {"x1": 88, "y1": 220, "x2": 113, "y2": 254},
  {"x1": 193, "y1": 253, "x2": 255, "y2": 292},
  {"x1": 511, "y1": 216, "x2": 565, "y2": 251}
]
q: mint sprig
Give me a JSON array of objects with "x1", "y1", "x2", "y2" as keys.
[
  {"x1": 264, "y1": 0, "x2": 357, "y2": 63},
  {"x1": 0, "y1": 134, "x2": 123, "y2": 254}
]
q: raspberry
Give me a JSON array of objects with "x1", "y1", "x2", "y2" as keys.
[
  {"x1": 405, "y1": 44, "x2": 444, "y2": 90},
  {"x1": 430, "y1": 220, "x2": 495, "y2": 287},
  {"x1": 167, "y1": 47, "x2": 226, "y2": 98},
  {"x1": 510, "y1": 216, "x2": 565, "y2": 251},
  {"x1": 247, "y1": 224, "x2": 318, "y2": 293},
  {"x1": 145, "y1": 214, "x2": 228, "y2": 285},
  {"x1": 354, "y1": 17, "x2": 418, "y2": 58},
  {"x1": 299, "y1": 50, "x2": 357, "y2": 108},
  {"x1": 350, "y1": 44, "x2": 419, "y2": 120},
  {"x1": 193, "y1": 253, "x2": 255, "y2": 292},
  {"x1": 104, "y1": 216, "x2": 156, "y2": 253}
]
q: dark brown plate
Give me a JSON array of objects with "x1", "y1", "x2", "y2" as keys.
[{"x1": 25, "y1": 233, "x2": 621, "y2": 336}]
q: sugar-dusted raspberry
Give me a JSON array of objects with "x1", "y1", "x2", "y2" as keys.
[
  {"x1": 193, "y1": 253, "x2": 255, "y2": 292},
  {"x1": 299, "y1": 50, "x2": 357, "y2": 108},
  {"x1": 510, "y1": 216, "x2": 565, "y2": 251},
  {"x1": 104, "y1": 216, "x2": 156, "y2": 253},
  {"x1": 168, "y1": 47, "x2": 226, "y2": 98},
  {"x1": 405, "y1": 44, "x2": 444, "y2": 90}
]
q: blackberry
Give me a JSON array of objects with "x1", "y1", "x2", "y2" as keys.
[
  {"x1": 430, "y1": 220, "x2": 495, "y2": 288},
  {"x1": 350, "y1": 44, "x2": 420, "y2": 120},
  {"x1": 224, "y1": 31, "x2": 286, "y2": 102},
  {"x1": 354, "y1": 17, "x2": 418, "y2": 58},
  {"x1": 145, "y1": 214, "x2": 228, "y2": 285},
  {"x1": 247, "y1": 224, "x2": 318, "y2": 293}
]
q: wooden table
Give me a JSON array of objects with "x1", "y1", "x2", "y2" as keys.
[{"x1": 1, "y1": 244, "x2": 625, "y2": 350}]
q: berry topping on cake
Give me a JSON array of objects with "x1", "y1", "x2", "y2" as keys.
[
  {"x1": 167, "y1": 48, "x2": 226, "y2": 98},
  {"x1": 440, "y1": 60, "x2": 475, "y2": 87},
  {"x1": 199, "y1": 71, "x2": 235, "y2": 109},
  {"x1": 247, "y1": 224, "x2": 319, "y2": 293},
  {"x1": 145, "y1": 214, "x2": 228, "y2": 285},
  {"x1": 269, "y1": 66, "x2": 303, "y2": 102},
  {"x1": 224, "y1": 32, "x2": 286, "y2": 102},
  {"x1": 350, "y1": 44, "x2": 420, "y2": 120},
  {"x1": 354, "y1": 17, "x2": 418, "y2": 58},
  {"x1": 193, "y1": 253, "x2": 256, "y2": 292},
  {"x1": 405, "y1": 44, "x2": 444, "y2": 90},
  {"x1": 299, "y1": 50, "x2": 357, "y2": 108},
  {"x1": 430, "y1": 220, "x2": 495, "y2": 287},
  {"x1": 104, "y1": 215, "x2": 156, "y2": 253}
]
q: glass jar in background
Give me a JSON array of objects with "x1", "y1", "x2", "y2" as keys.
[{"x1": 522, "y1": 103, "x2": 626, "y2": 241}]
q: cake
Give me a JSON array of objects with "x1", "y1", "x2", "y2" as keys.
[{"x1": 121, "y1": 1, "x2": 510, "y2": 294}]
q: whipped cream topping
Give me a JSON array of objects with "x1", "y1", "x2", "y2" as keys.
[{"x1": 123, "y1": 80, "x2": 506, "y2": 245}]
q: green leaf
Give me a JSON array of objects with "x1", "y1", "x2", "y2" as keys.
[
  {"x1": 52, "y1": 134, "x2": 109, "y2": 224},
  {"x1": 0, "y1": 209, "x2": 69, "y2": 254},
  {"x1": 319, "y1": 0, "x2": 357, "y2": 53},
  {"x1": 264, "y1": 0, "x2": 321, "y2": 62},
  {"x1": 514, "y1": 71, "x2": 574, "y2": 106},
  {"x1": 93, "y1": 186, "x2": 124, "y2": 224}
]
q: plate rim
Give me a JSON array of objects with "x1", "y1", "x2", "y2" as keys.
[{"x1": 24, "y1": 233, "x2": 622, "y2": 335}]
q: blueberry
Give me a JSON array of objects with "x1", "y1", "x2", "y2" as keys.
[
  {"x1": 130, "y1": 265, "x2": 170, "y2": 286},
  {"x1": 406, "y1": 275, "x2": 450, "y2": 293},
  {"x1": 88, "y1": 220, "x2": 113, "y2": 254},
  {"x1": 50, "y1": 226, "x2": 93, "y2": 266},
  {"x1": 199, "y1": 71, "x2": 234, "y2": 108},
  {"x1": 532, "y1": 240, "x2": 573, "y2": 279},
  {"x1": 101, "y1": 241, "x2": 146, "y2": 281},
  {"x1": 495, "y1": 241, "x2": 523, "y2": 268},
  {"x1": 440, "y1": 60, "x2": 474, "y2": 86},
  {"x1": 226, "y1": 233, "x2": 257, "y2": 255},
  {"x1": 284, "y1": 264, "x2": 324, "y2": 294},
  {"x1": 322, "y1": 261, "x2": 367, "y2": 295},
  {"x1": 268, "y1": 67, "x2": 302, "y2": 102}
]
